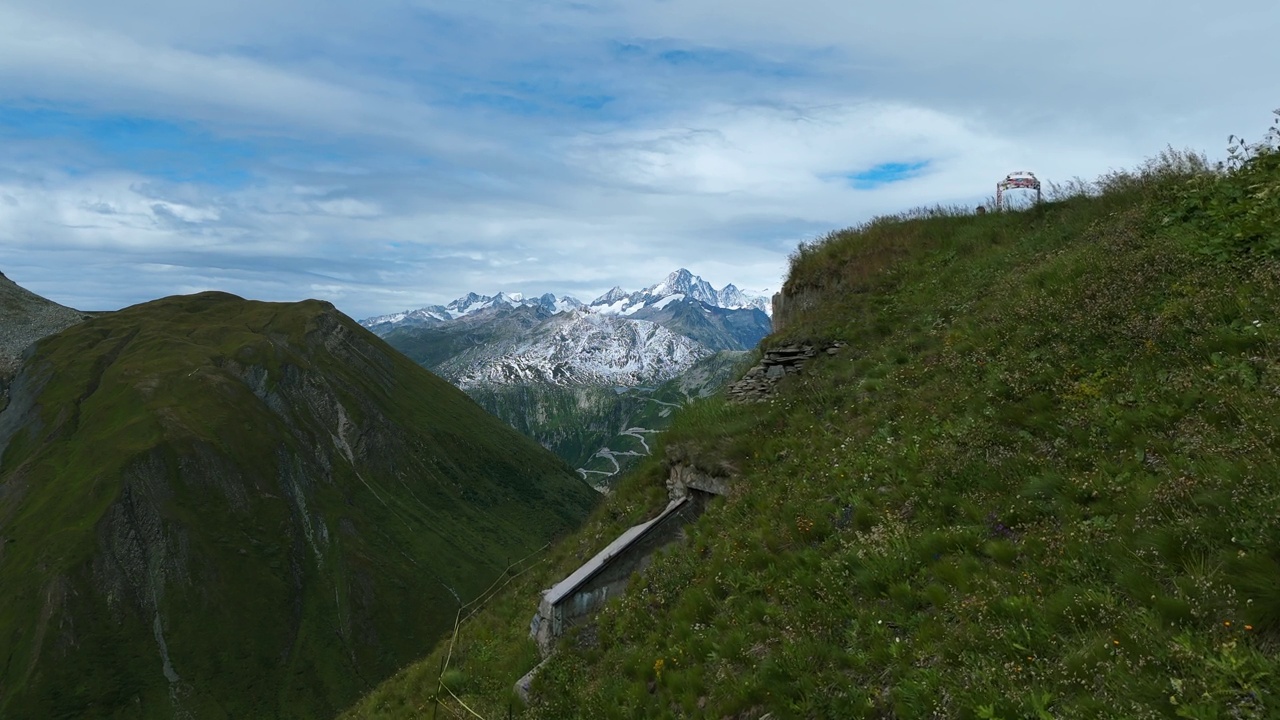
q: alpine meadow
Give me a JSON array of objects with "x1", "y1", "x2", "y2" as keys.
[{"x1": 345, "y1": 117, "x2": 1280, "y2": 719}]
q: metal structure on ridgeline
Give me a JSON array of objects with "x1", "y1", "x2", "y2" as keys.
[{"x1": 996, "y1": 171, "x2": 1042, "y2": 210}]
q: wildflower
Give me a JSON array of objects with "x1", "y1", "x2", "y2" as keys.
[
  {"x1": 1245, "y1": 625, "x2": 1254, "y2": 631},
  {"x1": 1224, "y1": 621, "x2": 1232, "y2": 628}
]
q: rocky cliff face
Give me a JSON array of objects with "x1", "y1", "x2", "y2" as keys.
[
  {"x1": 0, "y1": 270, "x2": 86, "y2": 409},
  {"x1": 769, "y1": 286, "x2": 827, "y2": 337},
  {"x1": 0, "y1": 291, "x2": 597, "y2": 719}
]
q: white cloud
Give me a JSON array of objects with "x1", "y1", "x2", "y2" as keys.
[{"x1": 0, "y1": 0, "x2": 1276, "y2": 318}]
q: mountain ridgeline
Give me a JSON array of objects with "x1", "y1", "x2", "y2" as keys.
[
  {"x1": 362, "y1": 270, "x2": 771, "y2": 484},
  {"x1": 0, "y1": 270, "x2": 87, "y2": 407},
  {"x1": 0, "y1": 290, "x2": 597, "y2": 718}
]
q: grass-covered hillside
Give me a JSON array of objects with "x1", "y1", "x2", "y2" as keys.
[
  {"x1": 0, "y1": 292, "x2": 597, "y2": 719},
  {"x1": 347, "y1": 135, "x2": 1280, "y2": 718}
]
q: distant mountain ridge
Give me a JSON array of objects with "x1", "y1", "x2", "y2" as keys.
[
  {"x1": 360, "y1": 292, "x2": 584, "y2": 333},
  {"x1": 359, "y1": 269, "x2": 770, "y2": 336},
  {"x1": 587, "y1": 269, "x2": 771, "y2": 317},
  {"x1": 366, "y1": 270, "x2": 771, "y2": 392}
]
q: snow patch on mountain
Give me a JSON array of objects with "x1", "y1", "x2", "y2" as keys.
[
  {"x1": 649, "y1": 294, "x2": 685, "y2": 311},
  {"x1": 442, "y1": 311, "x2": 712, "y2": 388}
]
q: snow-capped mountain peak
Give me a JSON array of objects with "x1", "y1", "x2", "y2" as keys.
[
  {"x1": 587, "y1": 269, "x2": 769, "y2": 317},
  {"x1": 443, "y1": 312, "x2": 713, "y2": 389},
  {"x1": 714, "y1": 283, "x2": 771, "y2": 313},
  {"x1": 357, "y1": 269, "x2": 770, "y2": 335},
  {"x1": 644, "y1": 269, "x2": 719, "y2": 306},
  {"x1": 591, "y1": 286, "x2": 629, "y2": 305}
]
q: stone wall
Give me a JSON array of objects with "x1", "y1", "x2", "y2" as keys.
[
  {"x1": 726, "y1": 341, "x2": 846, "y2": 403},
  {"x1": 519, "y1": 451, "x2": 737, "y2": 697}
]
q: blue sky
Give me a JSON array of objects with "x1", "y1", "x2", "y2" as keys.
[{"x1": 0, "y1": 0, "x2": 1277, "y2": 318}]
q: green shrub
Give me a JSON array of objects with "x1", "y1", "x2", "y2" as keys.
[{"x1": 1175, "y1": 109, "x2": 1280, "y2": 259}]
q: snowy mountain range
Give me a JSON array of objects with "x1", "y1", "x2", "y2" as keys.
[
  {"x1": 359, "y1": 269, "x2": 773, "y2": 484},
  {"x1": 438, "y1": 311, "x2": 712, "y2": 388},
  {"x1": 359, "y1": 291, "x2": 584, "y2": 331},
  {"x1": 587, "y1": 269, "x2": 770, "y2": 317},
  {"x1": 359, "y1": 269, "x2": 770, "y2": 335}
]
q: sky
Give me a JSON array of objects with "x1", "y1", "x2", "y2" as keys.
[{"x1": 0, "y1": 1, "x2": 1276, "y2": 319}]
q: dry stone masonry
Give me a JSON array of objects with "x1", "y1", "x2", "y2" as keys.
[{"x1": 726, "y1": 341, "x2": 846, "y2": 402}]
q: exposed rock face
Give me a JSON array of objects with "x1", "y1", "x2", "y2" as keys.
[
  {"x1": 0, "y1": 271, "x2": 86, "y2": 407},
  {"x1": 726, "y1": 342, "x2": 846, "y2": 402},
  {"x1": 665, "y1": 462, "x2": 731, "y2": 501},
  {"x1": 770, "y1": 292, "x2": 786, "y2": 333},
  {"x1": 769, "y1": 288, "x2": 824, "y2": 337}
]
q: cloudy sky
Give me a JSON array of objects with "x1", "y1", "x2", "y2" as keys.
[{"x1": 0, "y1": 1, "x2": 1275, "y2": 319}]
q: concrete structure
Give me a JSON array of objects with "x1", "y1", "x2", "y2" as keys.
[{"x1": 530, "y1": 492, "x2": 712, "y2": 655}]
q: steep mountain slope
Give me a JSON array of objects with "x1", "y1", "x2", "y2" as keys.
[
  {"x1": 346, "y1": 149, "x2": 1280, "y2": 718},
  {"x1": 0, "y1": 271, "x2": 86, "y2": 404},
  {"x1": 381, "y1": 304, "x2": 553, "y2": 371},
  {"x1": 0, "y1": 291, "x2": 597, "y2": 719}
]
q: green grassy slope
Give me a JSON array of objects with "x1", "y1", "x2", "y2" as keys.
[
  {"x1": 0, "y1": 292, "x2": 598, "y2": 719},
  {"x1": 347, "y1": 148, "x2": 1280, "y2": 719}
]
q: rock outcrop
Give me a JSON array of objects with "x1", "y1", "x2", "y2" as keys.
[
  {"x1": 0, "y1": 271, "x2": 86, "y2": 409},
  {"x1": 769, "y1": 288, "x2": 825, "y2": 336},
  {"x1": 665, "y1": 461, "x2": 731, "y2": 501}
]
